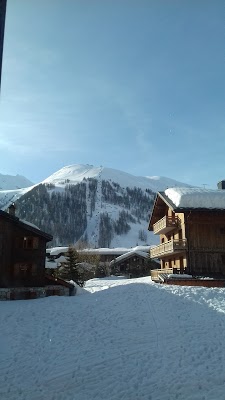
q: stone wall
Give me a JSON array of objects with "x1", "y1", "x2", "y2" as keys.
[{"x1": 0, "y1": 284, "x2": 75, "y2": 301}]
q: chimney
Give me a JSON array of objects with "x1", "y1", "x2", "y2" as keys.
[
  {"x1": 217, "y1": 181, "x2": 225, "y2": 190},
  {"x1": 8, "y1": 203, "x2": 16, "y2": 216}
]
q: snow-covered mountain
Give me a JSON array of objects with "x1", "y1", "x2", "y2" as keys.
[
  {"x1": 0, "y1": 174, "x2": 34, "y2": 210},
  {"x1": 0, "y1": 173, "x2": 33, "y2": 190},
  {"x1": 42, "y1": 164, "x2": 190, "y2": 192},
  {"x1": 1, "y1": 164, "x2": 192, "y2": 247},
  {"x1": 0, "y1": 187, "x2": 33, "y2": 211}
]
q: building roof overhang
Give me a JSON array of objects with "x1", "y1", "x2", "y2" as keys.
[
  {"x1": 0, "y1": 210, "x2": 53, "y2": 241},
  {"x1": 148, "y1": 190, "x2": 225, "y2": 231}
]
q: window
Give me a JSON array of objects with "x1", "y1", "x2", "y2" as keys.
[
  {"x1": 16, "y1": 236, "x2": 39, "y2": 249},
  {"x1": 23, "y1": 237, "x2": 33, "y2": 249},
  {"x1": 14, "y1": 263, "x2": 31, "y2": 278},
  {"x1": 14, "y1": 263, "x2": 37, "y2": 278}
]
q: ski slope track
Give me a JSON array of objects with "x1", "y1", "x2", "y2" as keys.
[{"x1": 0, "y1": 277, "x2": 225, "y2": 400}]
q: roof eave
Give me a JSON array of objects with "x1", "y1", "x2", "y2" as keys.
[
  {"x1": 0, "y1": 210, "x2": 52, "y2": 241},
  {"x1": 148, "y1": 191, "x2": 177, "y2": 231},
  {"x1": 18, "y1": 220, "x2": 53, "y2": 241}
]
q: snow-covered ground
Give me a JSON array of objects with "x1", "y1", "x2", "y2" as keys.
[{"x1": 1, "y1": 277, "x2": 225, "y2": 400}]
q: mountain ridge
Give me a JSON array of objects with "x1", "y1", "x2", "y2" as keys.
[
  {"x1": 0, "y1": 173, "x2": 33, "y2": 190},
  {"x1": 0, "y1": 164, "x2": 193, "y2": 248},
  {"x1": 42, "y1": 164, "x2": 192, "y2": 192}
]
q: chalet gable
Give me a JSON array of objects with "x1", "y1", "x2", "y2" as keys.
[
  {"x1": 109, "y1": 250, "x2": 149, "y2": 266},
  {"x1": 149, "y1": 187, "x2": 225, "y2": 231},
  {"x1": 0, "y1": 209, "x2": 52, "y2": 241},
  {"x1": 148, "y1": 192, "x2": 175, "y2": 231}
]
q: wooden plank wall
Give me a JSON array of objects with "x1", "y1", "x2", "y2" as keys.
[{"x1": 187, "y1": 212, "x2": 225, "y2": 275}]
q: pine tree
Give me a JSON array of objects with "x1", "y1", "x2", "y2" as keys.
[{"x1": 59, "y1": 245, "x2": 84, "y2": 286}]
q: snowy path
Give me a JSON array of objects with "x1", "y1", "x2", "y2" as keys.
[{"x1": 1, "y1": 277, "x2": 225, "y2": 399}]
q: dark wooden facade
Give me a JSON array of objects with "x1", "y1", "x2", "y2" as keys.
[
  {"x1": 110, "y1": 252, "x2": 150, "y2": 278},
  {"x1": 0, "y1": 209, "x2": 52, "y2": 288},
  {"x1": 186, "y1": 211, "x2": 225, "y2": 276},
  {"x1": 149, "y1": 193, "x2": 225, "y2": 277}
]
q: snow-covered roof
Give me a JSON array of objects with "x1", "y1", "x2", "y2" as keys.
[
  {"x1": 48, "y1": 247, "x2": 69, "y2": 256},
  {"x1": 79, "y1": 245, "x2": 151, "y2": 255},
  {"x1": 20, "y1": 219, "x2": 40, "y2": 230},
  {"x1": 164, "y1": 187, "x2": 225, "y2": 210},
  {"x1": 110, "y1": 250, "x2": 149, "y2": 266},
  {"x1": 48, "y1": 245, "x2": 151, "y2": 257}
]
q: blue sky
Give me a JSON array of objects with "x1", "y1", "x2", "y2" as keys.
[{"x1": 0, "y1": 0, "x2": 224, "y2": 188}]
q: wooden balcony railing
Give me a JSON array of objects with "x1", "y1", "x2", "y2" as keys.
[
  {"x1": 151, "y1": 268, "x2": 173, "y2": 281},
  {"x1": 150, "y1": 239, "x2": 187, "y2": 258},
  {"x1": 153, "y1": 216, "x2": 180, "y2": 235}
]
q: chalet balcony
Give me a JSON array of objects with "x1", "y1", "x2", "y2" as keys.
[
  {"x1": 151, "y1": 268, "x2": 173, "y2": 282},
  {"x1": 153, "y1": 216, "x2": 180, "y2": 235},
  {"x1": 150, "y1": 239, "x2": 187, "y2": 258}
]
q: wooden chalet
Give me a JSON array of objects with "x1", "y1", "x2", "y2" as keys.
[
  {"x1": 109, "y1": 250, "x2": 158, "y2": 278},
  {"x1": 0, "y1": 204, "x2": 77, "y2": 300},
  {"x1": 109, "y1": 250, "x2": 150, "y2": 278},
  {"x1": 148, "y1": 186, "x2": 225, "y2": 281},
  {"x1": 0, "y1": 204, "x2": 52, "y2": 289}
]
